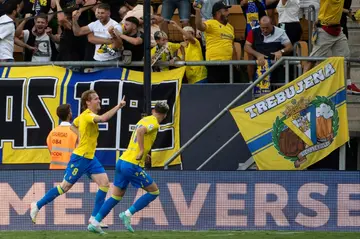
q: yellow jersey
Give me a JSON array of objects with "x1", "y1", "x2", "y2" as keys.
[
  {"x1": 151, "y1": 42, "x2": 181, "y2": 71},
  {"x1": 204, "y1": 19, "x2": 234, "y2": 61},
  {"x1": 72, "y1": 109, "x2": 99, "y2": 159},
  {"x1": 184, "y1": 38, "x2": 207, "y2": 84},
  {"x1": 318, "y1": 0, "x2": 344, "y2": 25},
  {"x1": 121, "y1": 115, "x2": 159, "y2": 168}
]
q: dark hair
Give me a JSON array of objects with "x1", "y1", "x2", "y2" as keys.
[
  {"x1": 124, "y1": 0, "x2": 137, "y2": 7},
  {"x1": 3, "y1": 0, "x2": 20, "y2": 15},
  {"x1": 81, "y1": 90, "x2": 97, "y2": 111},
  {"x1": 125, "y1": 16, "x2": 139, "y2": 27},
  {"x1": 154, "y1": 102, "x2": 169, "y2": 114},
  {"x1": 57, "y1": 104, "x2": 71, "y2": 121},
  {"x1": 97, "y1": 3, "x2": 111, "y2": 11},
  {"x1": 35, "y1": 13, "x2": 48, "y2": 22}
]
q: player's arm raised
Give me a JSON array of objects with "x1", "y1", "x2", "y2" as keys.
[
  {"x1": 135, "y1": 126, "x2": 147, "y2": 160},
  {"x1": 94, "y1": 96, "x2": 126, "y2": 123}
]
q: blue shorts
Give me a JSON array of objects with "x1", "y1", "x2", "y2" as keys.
[
  {"x1": 64, "y1": 154, "x2": 106, "y2": 184},
  {"x1": 161, "y1": 0, "x2": 190, "y2": 22},
  {"x1": 113, "y1": 159, "x2": 154, "y2": 189}
]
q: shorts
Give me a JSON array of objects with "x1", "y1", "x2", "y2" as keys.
[
  {"x1": 161, "y1": 0, "x2": 190, "y2": 22},
  {"x1": 310, "y1": 28, "x2": 350, "y2": 58},
  {"x1": 114, "y1": 159, "x2": 154, "y2": 189},
  {"x1": 64, "y1": 154, "x2": 106, "y2": 184}
]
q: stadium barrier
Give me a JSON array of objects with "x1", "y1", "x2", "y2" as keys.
[{"x1": 0, "y1": 170, "x2": 359, "y2": 231}]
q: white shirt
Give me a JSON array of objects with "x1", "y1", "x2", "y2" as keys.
[
  {"x1": 277, "y1": 0, "x2": 300, "y2": 23},
  {"x1": 0, "y1": 15, "x2": 15, "y2": 60},
  {"x1": 23, "y1": 30, "x2": 52, "y2": 62},
  {"x1": 88, "y1": 19, "x2": 121, "y2": 61},
  {"x1": 60, "y1": 122, "x2": 71, "y2": 126}
]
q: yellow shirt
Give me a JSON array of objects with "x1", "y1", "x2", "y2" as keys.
[
  {"x1": 151, "y1": 42, "x2": 181, "y2": 71},
  {"x1": 204, "y1": 19, "x2": 234, "y2": 61},
  {"x1": 318, "y1": 0, "x2": 344, "y2": 25},
  {"x1": 184, "y1": 38, "x2": 207, "y2": 84},
  {"x1": 121, "y1": 115, "x2": 159, "y2": 167},
  {"x1": 72, "y1": 109, "x2": 99, "y2": 159}
]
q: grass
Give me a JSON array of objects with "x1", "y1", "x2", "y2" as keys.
[{"x1": 0, "y1": 231, "x2": 359, "y2": 239}]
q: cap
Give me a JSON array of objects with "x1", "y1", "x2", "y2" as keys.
[{"x1": 212, "y1": 1, "x2": 231, "y2": 16}]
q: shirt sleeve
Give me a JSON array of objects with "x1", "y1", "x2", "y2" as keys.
[
  {"x1": 140, "y1": 119, "x2": 157, "y2": 133},
  {"x1": 0, "y1": 23, "x2": 13, "y2": 40},
  {"x1": 84, "y1": 112, "x2": 97, "y2": 123},
  {"x1": 203, "y1": 20, "x2": 212, "y2": 33},
  {"x1": 87, "y1": 22, "x2": 95, "y2": 32},
  {"x1": 246, "y1": 29, "x2": 254, "y2": 44},
  {"x1": 72, "y1": 117, "x2": 79, "y2": 127},
  {"x1": 280, "y1": 31, "x2": 291, "y2": 45},
  {"x1": 23, "y1": 30, "x2": 30, "y2": 43}
]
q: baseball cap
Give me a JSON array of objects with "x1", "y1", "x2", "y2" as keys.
[{"x1": 212, "y1": 1, "x2": 231, "y2": 16}]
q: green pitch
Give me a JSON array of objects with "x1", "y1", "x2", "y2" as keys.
[{"x1": 0, "y1": 231, "x2": 358, "y2": 239}]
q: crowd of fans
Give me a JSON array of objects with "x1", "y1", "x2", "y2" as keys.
[{"x1": 0, "y1": 0, "x2": 359, "y2": 92}]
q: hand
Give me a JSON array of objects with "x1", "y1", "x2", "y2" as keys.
[
  {"x1": 72, "y1": 10, "x2": 81, "y2": 21},
  {"x1": 169, "y1": 58, "x2": 175, "y2": 65},
  {"x1": 108, "y1": 26, "x2": 114, "y2": 34},
  {"x1": 256, "y1": 54, "x2": 266, "y2": 66},
  {"x1": 119, "y1": 95, "x2": 126, "y2": 108},
  {"x1": 271, "y1": 51, "x2": 282, "y2": 61},
  {"x1": 136, "y1": 150, "x2": 144, "y2": 160},
  {"x1": 145, "y1": 154, "x2": 151, "y2": 164},
  {"x1": 45, "y1": 27, "x2": 52, "y2": 35},
  {"x1": 196, "y1": 29, "x2": 202, "y2": 38},
  {"x1": 113, "y1": 28, "x2": 122, "y2": 38},
  {"x1": 193, "y1": 1, "x2": 202, "y2": 10},
  {"x1": 180, "y1": 41, "x2": 187, "y2": 48},
  {"x1": 28, "y1": 45, "x2": 38, "y2": 53},
  {"x1": 25, "y1": 13, "x2": 33, "y2": 20}
]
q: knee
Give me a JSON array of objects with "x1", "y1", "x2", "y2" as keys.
[{"x1": 59, "y1": 182, "x2": 72, "y2": 193}]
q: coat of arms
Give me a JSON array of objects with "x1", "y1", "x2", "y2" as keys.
[{"x1": 272, "y1": 96, "x2": 339, "y2": 168}]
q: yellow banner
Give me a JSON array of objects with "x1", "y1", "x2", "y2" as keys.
[
  {"x1": 230, "y1": 57, "x2": 349, "y2": 170},
  {"x1": 0, "y1": 66, "x2": 185, "y2": 167}
]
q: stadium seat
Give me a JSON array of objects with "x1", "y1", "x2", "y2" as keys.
[
  {"x1": 293, "y1": 41, "x2": 309, "y2": 70},
  {"x1": 13, "y1": 45, "x2": 24, "y2": 62},
  {"x1": 300, "y1": 18, "x2": 310, "y2": 41},
  {"x1": 228, "y1": 5, "x2": 245, "y2": 41}
]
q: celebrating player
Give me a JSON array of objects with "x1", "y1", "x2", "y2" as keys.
[
  {"x1": 30, "y1": 90, "x2": 126, "y2": 226},
  {"x1": 87, "y1": 102, "x2": 170, "y2": 234}
]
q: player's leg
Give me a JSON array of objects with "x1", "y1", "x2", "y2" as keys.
[
  {"x1": 86, "y1": 157, "x2": 109, "y2": 225},
  {"x1": 119, "y1": 165, "x2": 158, "y2": 233},
  {"x1": 30, "y1": 155, "x2": 85, "y2": 223},
  {"x1": 88, "y1": 160, "x2": 128, "y2": 234}
]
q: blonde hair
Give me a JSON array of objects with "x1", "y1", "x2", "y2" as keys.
[
  {"x1": 183, "y1": 26, "x2": 195, "y2": 34},
  {"x1": 154, "y1": 31, "x2": 168, "y2": 40}
]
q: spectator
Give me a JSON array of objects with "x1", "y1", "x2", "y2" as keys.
[
  {"x1": 72, "y1": 3, "x2": 120, "y2": 63},
  {"x1": 53, "y1": 0, "x2": 95, "y2": 64},
  {"x1": 265, "y1": 0, "x2": 279, "y2": 25},
  {"x1": 15, "y1": 13, "x2": 59, "y2": 62},
  {"x1": 303, "y1": 0, "x2": 350, "y2": 72},
  {"x1": 170, "y1": 20, "x2": 207, "y2": 84},
  {"x1": 0, "y1": 0, "x2": 22, "y2": 62},
  {"x1": 110, "y1": 16, "x2": 144, "y2": 70},
  {"x1": 244, "y1": 16, "x2": 293, "y2": 84},
  {"x1": 276, "y1": 0, "x2": 302, "y2": 45},
  {"x1": 240, "y1": 0, "x2": 267, "y2": 82},
  {"x1": 161, "y1": 0, "x2": 190, "y2": 35},
  {"x1": 195, "y1": 1, "x2": 235, "y2": 83},
  {"x1": 299, "y1": 0, "x2": 319, "y2": 21},
  {"x1": 200, "y1": 0, "x2": 219, "y2": 21},
  {"x1": 341, "y1": 0, "x2": 352, "y2": 39},
  {"x1": 119, "y1": 5, "x2": 129, "y2": 21},
  {"x1": 151, "y1": 30, "x2": 182, "y2": 72},
  {"x1": 120, "y1": 0, "x2": 163, "y2": 47}
]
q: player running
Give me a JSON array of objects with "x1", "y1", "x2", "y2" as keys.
[
  {"x1": 30, "y1": 90, "x2": 126, "y2": 226},
  {"x1": 87, "y1": 102, "x2": 169, "y2": 234}
]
